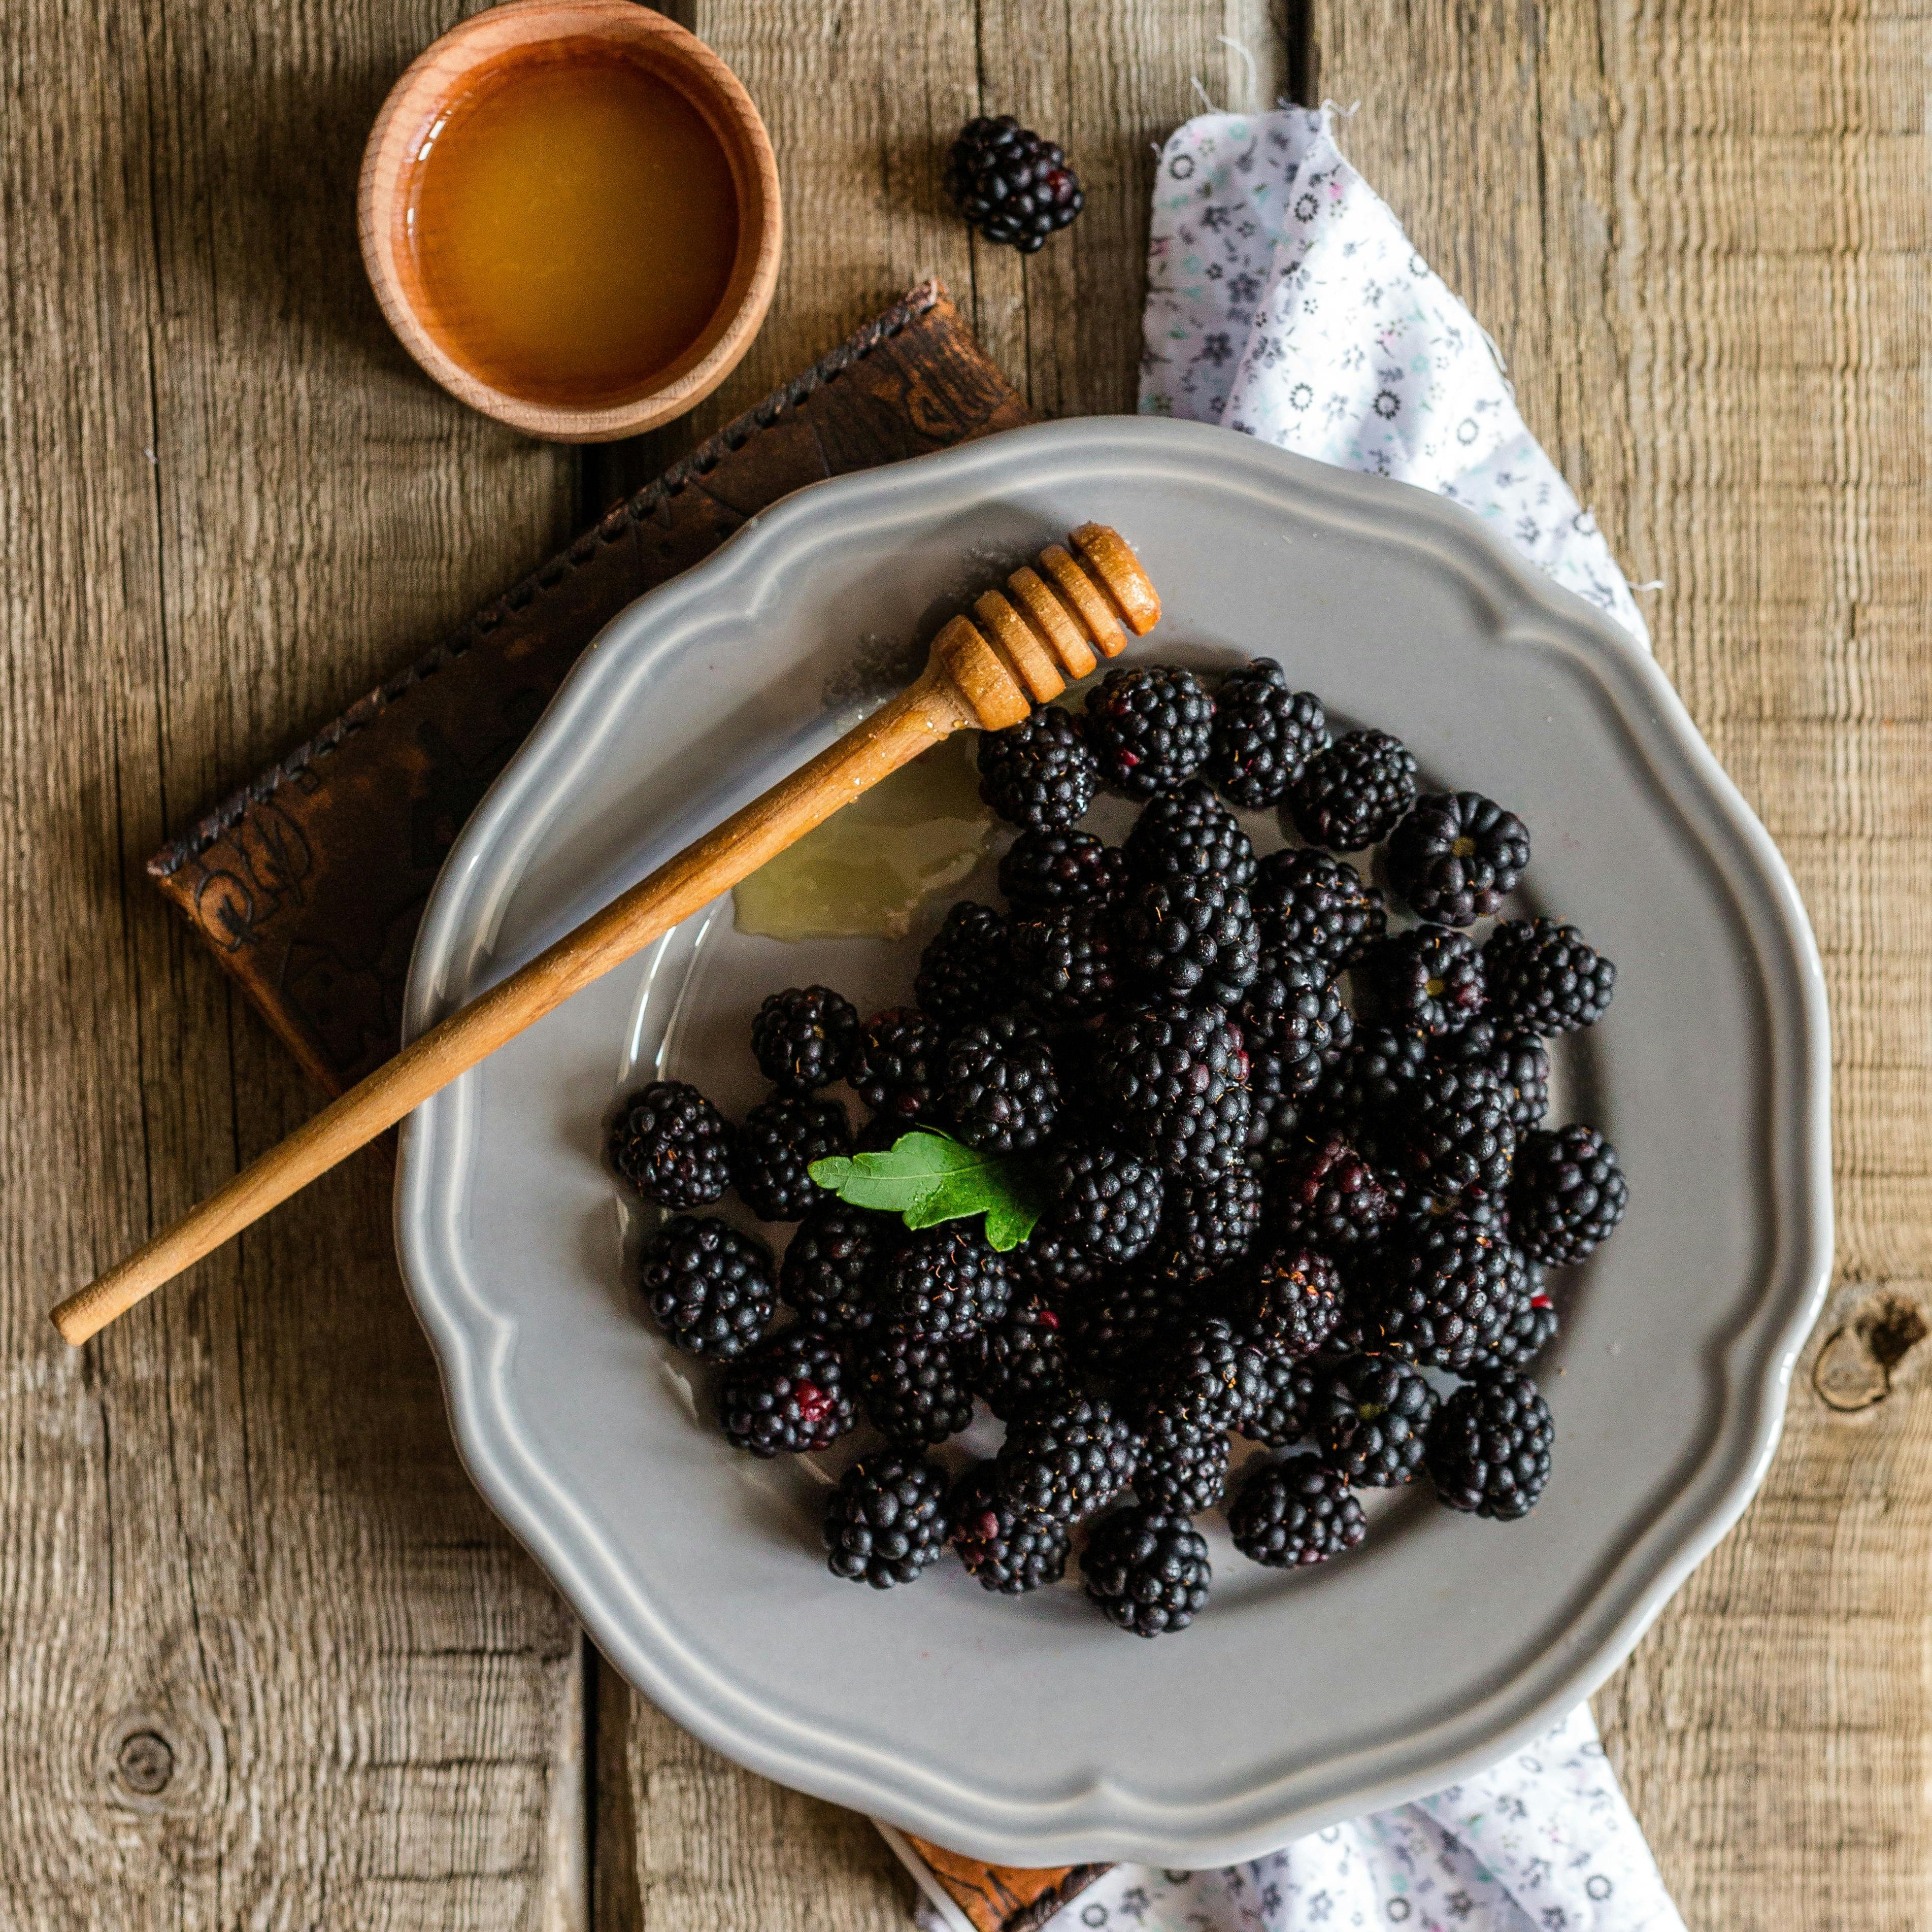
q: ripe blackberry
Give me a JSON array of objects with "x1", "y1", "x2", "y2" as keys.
[
  {"x1": 876, "y1": 1223, "x2": 1012, "y2": 1339},
  {"x1": 1150, "y1": 1168, "x2": 1263, "y2": 1282},
  {"x1": 1267, "y1": 1133, "x2": 1397, "y2": 1250},
  {"x1": 1240, "y1": 1352, "x2": 1322, "y2": 1448},
  {"x1": 973, "y1": 1295, "x2": 1071, "y2": 1419},
  {"x1": 1483, "y1": 917, "x2": 1616, "y2": 1035},
  {"x1": 779, "y1": 1201, "x2": 896, "y2": 1333},
  {"x1": 853, "y1": 1326, "x2": 979, "y2": 1444},
  {"x1": 949, "y1": 1464, "x2": 1070, "y2": 1593},
  {"x1": 609, "y1": 1080, "x2": 735, "y2": 1208},
  {"x1": 1025, "y1": 1143, "x2": 1165, "y2": 1278},
  {"x1": 1009, "y1": 904, "x2": 1119, "y2": 1021},
  {"x1": 1511, "y1": 1124, "x2": 1628, "y2": 1263},
  {"x1": 996, "y1": 1389, "x2": 1140, "y2": 1523},
  {"x1": 1324, "y1": 1026, "x2": 1430, "y2": 1139},
  {"x1": 1084, "y1": 664, "x2": 1214, "y2": 797},
  {"x1": 1064, "y1": 1273, "x2": 1188, "y2": 1381},
  {"x1": 717, "y1": 1329, "x2": 856, "y2": 1457},
  {"x1": 1245, "y1": 1051, "x2": 1320, "y2": 1165},
  {"x1": 1231, "y1": 1456, "x2": 1365, "y2": 1570},
  {"x1": 749, "y1": 985, "x2": 859, "y2": 1093},
  {"x1": 1123, "y1": 778, "x2": 1257, "y2": 888},
  {"x1": 1240, "y1": 1244, "x2": 1345, "y2": 1358},
  {"x1": 1093, "y1": 1003, "x2": 1252, "y2": 1180},
  {"x1": 944, "y1": 115, "x2": 1085, "y2": 253},
  {"x1": 1387, "y1": 791, "x2": 1531, "y2": 925},
  {"x1": 998, "y1": 826, "x2": 1124, "y2": 912},
  {"x1": 1437, "y1": 1021, "x2": 1550, "y2": 1130},
  {"x1": 1395, "y1": 1062, "x2": 1517, "y2": 1208},
  {"x1": 735, "y1": 1095, "x2": 850, "y2": 1221},
  {"x1": 1237, "y1": 952, "x2": 1351, "y2": 1093},
  {"x1": 639, "y1": 1216, "x2": 776, "y2": 1358},
  {"x1": 1428, "y1": 1372, "x2": 1555, "y2": 1519},
  {"x1": 944, "y1": 1012, "x2": 1060, "y2": 1153},
  {"x1": 1117, "y1": 873, "x2": 1260, "y2": 1010},
  {"x1": 1134, "y1": 1411, "x2": 1231, "y2": 1513},
  {"x1": 1252, "y1": 847, "x2": 1386, "y2": 970},
  {"x1": 1364, "y1": 925, "x2": 1486, "y2": 1037},
  {"x1": 1145, "y1": 1315, "x2": 1265, "y2": 1430},
  {"x1": 977, "y1": 705, "x2": 1099, "y2": 828},
  {"x1": 916, "y1": 901, "x2": 1010, "y2": 1026},
  {"x1": 1480, "y1": 1285, "x2": 1560, "y2": 1369},
  {"x1": 823, "y1": 1453, "x2": 951, "y2": 1587},
  {"x1": 1371, "y1": 1212, "x2": 1530, "y2": 1372},
  {"x1": 1289, "y1": 729, "x2": 1418, "y2": 851},
  {"x1": 849, "y1": 1008, "x2": 948, "y2": 1127},
  {"x1": 1082, "y1": 1506, "x2": 1210, "y2": 1637},
  {"x1": 1207, "y1": 661, "x2": 1329, "y2": 808},
  {"x1": 1315, "y1": 1355, "x2": 1439, "y2": 1486}
]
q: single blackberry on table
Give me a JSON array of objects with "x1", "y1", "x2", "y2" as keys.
[
  {"x1": 1245, "y1": 1051, "x2": 1321, "y2": 1165},
  {"x1": 1229, "y1": 1455, "x2": 1368, "y2": 1569},
  {"x1": 1123, "y1": 778, "x2": 1258, "y2": 888},
  {"x1": 823, "y1": 1453, "x2": 951, "y2": 1587},
  {"x1": 1437, "y1": 1020, "x2": 1550, "y2": 1131},
  {"x1": 1117, "y1": 872, "x2": 1260, "y2": 1010},
  {"x1": 779, "y1": 1201, "x2": 897, "y2": 1333},
  {"x1": 876, "y1": 1223, "x2": 1012, "y2": 1339},
  {"x1": 1149, "y1": 1168, "x2": 1263, "y2": 1282},
  {"x1": 1134, "y1": 1410, "x2": 1232, "y2": 1513},
  {"x1": 998, "y1": 826, "x2": 1124, "y2": 912},
  {"x1": 848, "y1": 1008, "x2": 949, "y2": 1126},
  {"x1": 1511, "y1": 1124, "x2": 1628, "y2": 1264},
  {"x1": 1093, "y1": 1002, "x2": 1252, "y2": 1181},
  {"x1": 1084, "y1": 664, "x2": 1215, "y2": 797},
  {"x1": 944, "y1": 115, "x2": 1085, "y2": 253},
  {"x1": 1387, "y1": 791, "x2": 1532, "y2": 925},
  {"x1": 1082, "y1": 1506, "x2": 1211, "y2": 1637},
  {"x1": 915, "y1": 901, "x2": 1011, "y2": 1026},
  {"x1": 1240, "y1": 1351, "x2": 1323, "y2": 1448},
  {"x1": 1323, "y1": 1026, "x2": 1431, "y2": 1140},
  {"x1": 1024, "y1": 1143, "x2": 1165, "y2": 1278},
  {"x1": 1364, "y1": 924, "x2": 1487, "y2": 1037},
  {"x1": 1289, "y1": 728, "x2": 1418, "y2": 851},
  {"x1": 1009, "y1": 904, "x2": 1119, "y2": 1021},
  {"x1": 1064, "y1": 1273, "x2": 1189, "y2": 1381},
  {"x1": 1252, "y1": 847, "x2": 1387, "y2": 971},
  {"x1": 609, "y1": 1080, "x2": 735, "y2": 1208},
  {"x1": 749, "y1": 985, "x2": 859, "y2": 1093},
  {"x1": 1237, "y1": 952, "x2": 1352, "y2": 1093},
  {"x1": 1370, "y1": 1211, "x2": 1530, "y2": 1372},
  {"x1": 1483, "y1": 917, "x2": 1616, "y2": 1035},
  {"x1": 1315, "y1": 1354, "x2": 1439, "y2": 1486},
  {"x1": 1144, "y1": 1315, "x2": 1266, "y2": 1430},
  {"x1": 1239, "y1": 1244, "x2": 1345, "y2": 1359},
  {"x1": 735, "y1": 1095, "x2": 851, "y2": 1221},
  {"x1": 639, "y1": 1216, "x2": 777, "y2": 1358},
  {"x1": 1394, "y1": 1061, "x2": 1517, "y2": 1209},
  {"x1": 977, "y1": 705, "x2": 1099, "y2": 828},
  {"x1": 853, "y1": 1326, "x2": 979, "y2": 1444},
  {"x1": 1427, "y1": 1371, "x2": 1555, "y2": 1519},
  {"x1": 996, "y1": 1389, "x2": 1141, "y2": 1523},
  {"x1": 717, "y1": 1329, "x2": 857, "y2": 1457},
  {"x1": 1479, "y1": 1284, "x2": 1560, "y2": 1370},
  {"x1": 944, "y1": 1012, "x2": 1060, "y2": 1153},
  {"x1": 949, "y1": 1464, "x2": 1071, "y2": 1594},
  {"x1": 973, "y1": 1295, "x2": 1071, "y2": 1419},
  {"x1": 1267, "y1": 1132, "x2": 1398, "y2": 1251},
  {"x1": 1207, "y1": 661, "x2": 1330, "y2": 808}
]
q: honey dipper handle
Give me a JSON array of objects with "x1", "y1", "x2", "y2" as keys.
[{"x1": 50, "y1": 671, "x2": 980, "y2": 1347}]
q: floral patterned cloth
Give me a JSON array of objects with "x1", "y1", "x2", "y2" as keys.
[{"x1": 1139, "y1": 106, "x2": 1648, "y2": 646}]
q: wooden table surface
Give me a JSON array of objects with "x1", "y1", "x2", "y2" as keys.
[{"x1": 3, "y1": 0, "x2": 1922, "y2": 1924}]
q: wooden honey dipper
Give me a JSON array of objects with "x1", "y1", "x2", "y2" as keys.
[{"x1": 52, "y1": 523, "x2": 1160, "y2": 1346}]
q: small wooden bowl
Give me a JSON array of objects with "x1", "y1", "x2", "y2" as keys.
[{"x1": 357, "y1": 0, "x2": 782, "y2": 443}]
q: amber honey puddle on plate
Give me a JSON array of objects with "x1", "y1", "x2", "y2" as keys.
[{"x1": 404, "y1": 44, "x2": 740, "y2": 410}]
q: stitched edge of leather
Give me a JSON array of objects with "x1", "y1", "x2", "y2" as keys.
[{"x1": 149, "y1": 279, "x2": 949, "y2": 880}]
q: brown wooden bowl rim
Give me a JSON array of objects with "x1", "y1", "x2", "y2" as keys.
[{"x1": 356, "y1": 0, "x2": 782, "y2": 444}]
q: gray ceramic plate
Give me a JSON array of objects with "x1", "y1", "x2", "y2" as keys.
[{"x1": 395, "y1": 416, "x2": 1830, "y2": 1868}]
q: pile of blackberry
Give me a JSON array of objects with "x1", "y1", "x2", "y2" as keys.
[{"x1": 604, "y1": 658, "x2": 1627, "y2": 1638}]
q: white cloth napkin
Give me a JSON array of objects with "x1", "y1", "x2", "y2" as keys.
[{"x1": 910, "y1": 105, "x2": 1682, "y2": 1932}]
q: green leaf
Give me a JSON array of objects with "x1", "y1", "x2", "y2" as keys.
[
  {"x1": 811, "y1": 1130, "x2": 1043, "y2": 1248},
  {"x1": 981, "y1": 1193, "x2": 1042, "y2": 1252}
]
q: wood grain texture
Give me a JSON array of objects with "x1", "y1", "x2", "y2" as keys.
[{"x1": 1314, "y1": 0, "x2": 1932, "y2": 1923}]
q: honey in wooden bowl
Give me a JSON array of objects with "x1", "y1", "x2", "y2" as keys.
[{"x1": 406, "y1": 45, "x2": 741, "y2": 411}]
